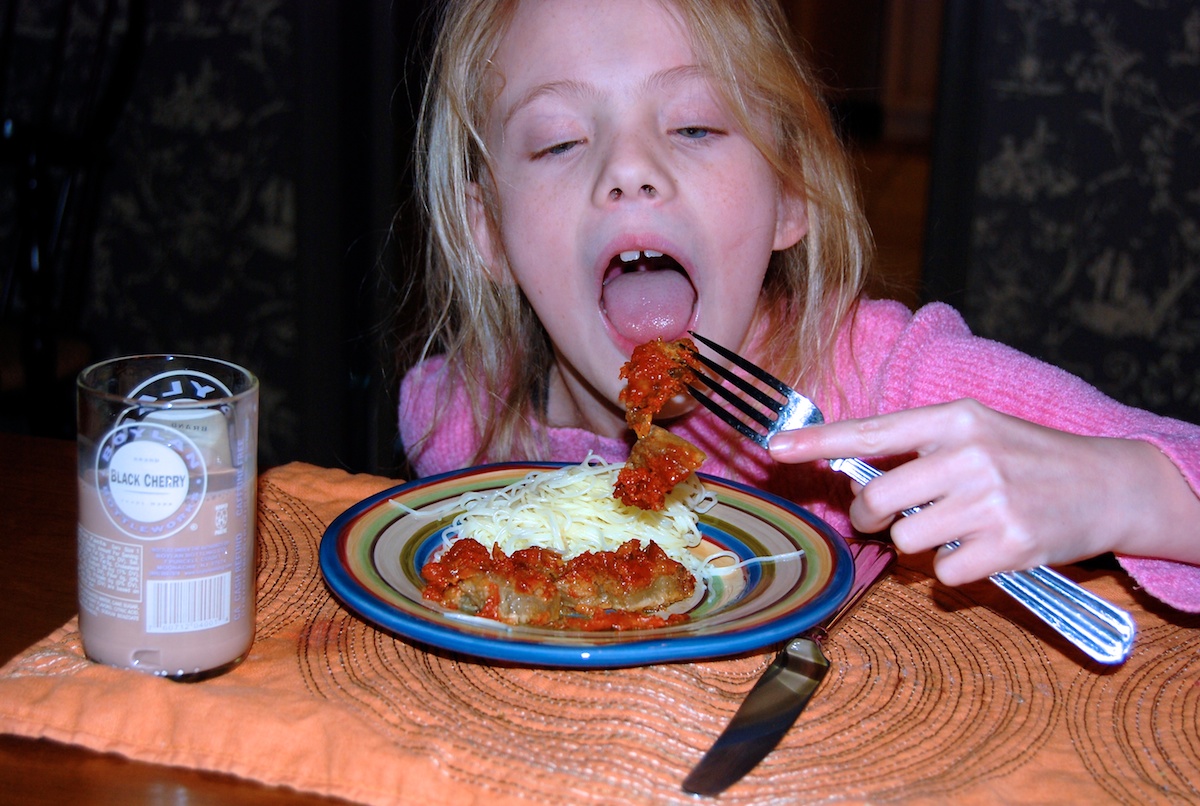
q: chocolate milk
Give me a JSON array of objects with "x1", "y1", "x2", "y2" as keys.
[{"x1": 76, "y1": 357, "x2": 258, "y2": 680}]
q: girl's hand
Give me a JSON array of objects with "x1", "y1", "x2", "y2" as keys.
[{"x1": 767, "y1": 399, "x2": 1200, "y2": 585}]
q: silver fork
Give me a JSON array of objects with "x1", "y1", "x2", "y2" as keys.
[{"x1": 685, "y1": 331, "x2": 1136, "y2": 665}]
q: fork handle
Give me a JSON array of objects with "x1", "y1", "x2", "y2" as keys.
[{"x1": 829, "y1": 457, "x2": 1136, "y2": 664}]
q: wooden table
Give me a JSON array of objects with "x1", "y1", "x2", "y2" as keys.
[{"x1": 0, "y1": 432, "x2": 349, "y2": 806}]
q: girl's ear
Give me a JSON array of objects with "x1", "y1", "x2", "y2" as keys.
[
  {"x1": 467, "y1": 181, "x2": 510, "y2": 282},
  {"x1": 772, "y1": 189, "x2": 809, "y2": 251}
]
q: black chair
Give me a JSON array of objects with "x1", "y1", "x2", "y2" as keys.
[{"x1": 0, "y1": 0, "x2": 145, "y2": 436}]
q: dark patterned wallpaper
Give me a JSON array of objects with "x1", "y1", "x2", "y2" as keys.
[
  {"x1": 12, "y1": 1, "x2": 416, "y2": 472},
  {"x1": 926, "y1": 0, "x2": 1200, "y2": 424},
  {"x1": 85, "y1": 1, "x2": 306, "y2": 465}
]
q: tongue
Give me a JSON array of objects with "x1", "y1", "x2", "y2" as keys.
[{"x1": 602, "y1": 270, "x2": 697, "y2": 342}]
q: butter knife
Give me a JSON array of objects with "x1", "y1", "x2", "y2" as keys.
[{"x1": 682, "y1": 539, "x2": 897, "y2": 796}]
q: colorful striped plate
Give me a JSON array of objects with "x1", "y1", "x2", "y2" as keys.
[{"x1": 319, "y1": 463, "x2": 852, "y2": 668}]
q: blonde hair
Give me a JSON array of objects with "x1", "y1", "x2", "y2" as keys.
[{"x1": 409, "y1": 0, "x2": 873, "y2": 464}]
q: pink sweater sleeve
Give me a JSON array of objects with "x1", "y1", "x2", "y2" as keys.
[{"x1": 840, "y1": 301, "x2": 1200, "y2": 612}]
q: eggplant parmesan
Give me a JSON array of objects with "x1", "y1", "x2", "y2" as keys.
[
  {"x1": 615, "y1": 338, "x2": 707, "y2": 510},
  {"x1": 421, "y1": 537, "x2": 695, "y2": 630}
]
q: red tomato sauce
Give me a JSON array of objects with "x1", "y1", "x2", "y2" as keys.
[{"x1": 421, "y1": 538, "x2": 696, "y2": 630}]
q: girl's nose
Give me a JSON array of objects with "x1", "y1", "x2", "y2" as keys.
[
  {"x1": 608, "y1": 184, "x2": 657, "y2": 201},
  {"x1": 594, "y1": 132, "x2": 673, "y2": 205}
]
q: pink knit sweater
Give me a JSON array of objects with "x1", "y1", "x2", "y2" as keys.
[{"x1": 399, "y1": 300, "x2": 1200, "y2": 612}]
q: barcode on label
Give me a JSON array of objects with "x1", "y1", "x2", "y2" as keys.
[{"x1": 146, "y1": 572, "x2": 232, "y2": 633}]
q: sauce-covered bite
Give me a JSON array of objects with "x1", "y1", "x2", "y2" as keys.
[
  {"x1": 616, "y1": 338, "x2": 707, "y2": 510},
  {"x1": 619, "y1": 337, "x2": 701, "y2": 438},
  {"x1": 613, "y1": 425, "x2": 706, "y2": 510}
]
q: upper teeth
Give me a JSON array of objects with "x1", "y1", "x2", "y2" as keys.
[{"x1": 619, "y1": 249, "x2": 664, "y2": 263}]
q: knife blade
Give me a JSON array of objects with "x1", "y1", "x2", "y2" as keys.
[{"x1": 682, "y1": 539, "x2": 897, "y2": 796}]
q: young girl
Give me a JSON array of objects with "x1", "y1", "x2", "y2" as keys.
[{"x1": 399, "y1": 0, "x2": 1200, "y2": 612}]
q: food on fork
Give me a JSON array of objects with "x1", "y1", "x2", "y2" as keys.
[
  {"x1": 418, "y1": 458, "x2": 730, "y2": 630},
  {"x1": 613, "y1": 424, "x2": 706, "y2": 510},
  {"x1": 615, "y1": 338, "x2": 707, "y2": 509},
  {"x1": 618, "y1": 337, "x2": 701, "y2": 438}
]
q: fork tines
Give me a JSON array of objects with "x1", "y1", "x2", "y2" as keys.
[{"x1": 686, "y1": 332, "x2": 793, "y2": 448}]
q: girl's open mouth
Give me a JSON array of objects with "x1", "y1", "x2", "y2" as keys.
[{"x1": 600, "y1": 249, "x2": 697, "y2": 343}]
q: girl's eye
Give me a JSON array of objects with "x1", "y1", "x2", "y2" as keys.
[
  {"x1": 536, "y1": 140, "x2": 581, "y2": 158},
  {"x1": 676, "y1": 126, "x2": 713, "y2": 139}
]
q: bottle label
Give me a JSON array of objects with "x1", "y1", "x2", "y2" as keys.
[{"x1": 96, "y1": 421, "x2": 207, "y2": 540}]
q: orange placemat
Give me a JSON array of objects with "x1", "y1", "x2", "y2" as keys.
[{"x1": 1, "y1": 462, "x2": 1198, "y2": 805}]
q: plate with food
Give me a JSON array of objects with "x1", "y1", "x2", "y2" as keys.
[{"x1": 320, "y1": 458, "x2": 853, "y2": 668}]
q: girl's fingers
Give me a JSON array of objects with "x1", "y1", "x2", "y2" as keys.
[
  {"x1": 764, "y1": 398, "x2": 1200, "y2": 585},
  {"x1": 772, "y1": 400, "x2": 1063, "y2": 582},
  {"x1": 767, "y1": 399, "x2": 976, "y2": 464}
]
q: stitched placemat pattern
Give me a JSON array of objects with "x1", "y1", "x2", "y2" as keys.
[{"x1": 1066, "y1": 614, "x2": 1200, "y2": 803}]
